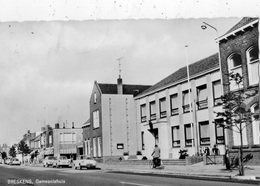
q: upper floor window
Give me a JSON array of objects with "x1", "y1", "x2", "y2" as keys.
[
  {"x1": 213, "y1": 80, "x2": 222, "y2": 106},
  {"x1": 183, "y1": 90, "x2": 192, "y2": 113},
  {"x1": 196, "y1": 85, "x2": 208, "y2": 110},
  {"x1": 93, "y1": 110, "x2": 100, "y2": 128},
  {"x1": 140, "y1": 104, "x2": 147, "y2": 123},
  {"x1": 247, "y1": 46, "x2": 259, "y2": 85},
  {"x1": 150, "y1": 101, "x2": 156, "y2": 120},
  {"x1": 60, "y1": 133, "x2": 76, "y2": 143},
  {"x1": 228, "y1": 53, "x2": 243, "y2": 90},
  {"x1": 94, "y1": 93, "x2": 97, "y2": 103},
  {"x1": 170, "y1": 94, "x2": 179, "y2": 115},
  {"x1": 250, "y1": 103, "x2": 260, "y2": 145},
  {"x1": 159, "y1": 98, "x2": 167, "y2": 118}
]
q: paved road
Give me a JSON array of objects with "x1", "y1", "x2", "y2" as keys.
[{"x1": 0, "y1": 164, "x2": 258, "y2": 186}]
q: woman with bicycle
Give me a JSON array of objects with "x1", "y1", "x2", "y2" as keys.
[{"x1": 151, "y1": 144, "x2": 161, "y2": 168}]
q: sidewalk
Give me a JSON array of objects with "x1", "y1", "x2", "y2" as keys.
[{"x1": 98, "y1": 162, "x2": 260, "y2": 181}]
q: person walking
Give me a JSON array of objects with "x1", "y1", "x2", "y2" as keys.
[{"x1": 151, "y1": 145, "x2": 161, "y2": 168}]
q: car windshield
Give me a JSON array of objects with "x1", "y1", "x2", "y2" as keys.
[{"x1": 47, "y1": 157, "x2": 56, "y2": 160}]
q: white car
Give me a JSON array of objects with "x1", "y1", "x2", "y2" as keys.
[
  {"x1": 52, "y1": 156, "x2": 71, "y2": 168},
  {"x1": 10, "y1": 158, "x2": 21, "y2": 165},
  {"x1": 43, "y1": 156, "x2": 57, "y2": 167},
  {"x1": 73, "y1": 156, "x2": 97, "y2": 170}
]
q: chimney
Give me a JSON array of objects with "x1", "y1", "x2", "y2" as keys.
[
  {"x1": 117, "y1": 77, "x2": 123, "y2": 94},
  {"x1": 72, "y1": 122, "x2": 74, "y2": 129},
  {"x1": 55, "y1": 123, "x2": 59, "y2": 129}
]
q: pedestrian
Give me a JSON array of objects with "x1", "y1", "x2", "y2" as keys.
[
  {"x1": 204, "y1": 147, "x2": 210, "y2": 156},
  {"x1": 225, "y1": 145, "x2": 230, "y2": 170},
  {"x1": 151, "y1": 144, "x2": 161, "y2": 168},
  {"x1": 212, "y1": 144, "x2": 219, "y2": 155}
]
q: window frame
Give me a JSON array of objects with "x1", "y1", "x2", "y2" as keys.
[
  {"x1": 94, "y1": 93, "x2": 97, "y2": 104},
  {"x1": 170, "y1": 94, "x2": 179, "y2": 116},
  {"x1": 184, "y1": 124, "x2": 193, "y2": 147},
  {"x1": 196, "y1": 84, "x2": 208, "y2": 110},
  {"x1": 93, "y1": 110, "x2": 100, "y2": 129},
  {"x1": 159, "y1": 97, "x2": 167, "y2": 118},
  {"x1": 172, "y1": 126, "x2": 180, "y2": 147},
  {"x1": 228, "y1": 53, "x2": 242, "y2": 70},
  {"x1": 212, "y1": 80, "x2": 222, "y2": 106},
  {"x1": 246, "y1": 45, "x2": 259, "y2": 85},
  {"x1": 199, "y1": 121, "x2": 210, "y2": 146},
  {"x1": 182, "y1": 90, "x2": 192, "y2": 113},
  {"x1": 140, "y1": 104, "x2": 147, "y2": 123},
  {"x1": 149, "y1": 101, "x2": 156, "y2": 121},
  {"x1": 214, "y1": 118, "x2": 225, "y2": 145}
]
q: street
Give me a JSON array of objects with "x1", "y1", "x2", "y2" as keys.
[{"x1": 0, "y1": 164, "x2": 258, "y2": 186}]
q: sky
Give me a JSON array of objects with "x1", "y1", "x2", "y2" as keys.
[{"x1": 0, "y1": 0, "x2": 259, "y2": 146}]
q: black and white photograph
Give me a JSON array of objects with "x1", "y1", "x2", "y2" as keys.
[{"x1": 0, "y1": 1, "x2": 260, "y2": 185}]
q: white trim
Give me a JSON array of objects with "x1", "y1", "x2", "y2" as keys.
[{"x1": 218, "y1": 19, "x2": 258, "y2": 42}]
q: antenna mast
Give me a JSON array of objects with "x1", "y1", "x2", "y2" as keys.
[{"x1": 117, "y1": 57, "x2": 124, "y2": 78}]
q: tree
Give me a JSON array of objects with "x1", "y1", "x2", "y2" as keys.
[
  {"x1": 215, "y1": 72, "x2": 259, "y2": 176},
  {"x1": 18, "y1": 140, "x2": 31, "y2": 164},
  {"x1": 1, "y1": 151, "x2": 7, "y2": 160},
  {"x1": 9, "y1": 145, "x2": 16, "y2": 158}
]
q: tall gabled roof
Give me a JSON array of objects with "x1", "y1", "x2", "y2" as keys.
[
  {"x1": 137, "y1": 53, "x2": 219, "y2": 97},
  {"x1": 98, "y1": 83, "x2": 151, "y2": 96},
  {"x1": 224, "y1": 17, "x2": 258, "y2": 35}
]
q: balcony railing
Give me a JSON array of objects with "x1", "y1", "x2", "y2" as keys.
[
  {"x1": 197, "y1": 99, "x2": 208, "y2": 110},
  {"x1": 200, "y1": 137, "x2": 210, "y2": 145},
  {"x1": 150, "y1": 114, "x2": 156, "y2": 120},
  {"x1": 216, "y1": 136, "x2": 224, "y2": 144},
  {"x1": 185, "y1": 139, "x2": 193, "y2": 146},
  {"x1": 171, "y1": 108, "x2": 179, "y2": 115},
  {"x1": 141, "y1": 116, "x2": 147, "y2": 123},
  {"x1": 172, "y1": 140, "x2": 180, "y2": 147},
  {"x1": 183, "y1": 104, "x2": 192, "y2": 113},
  {"x1": 160, "y1": 111, "x2": 167, "y2": 118}
]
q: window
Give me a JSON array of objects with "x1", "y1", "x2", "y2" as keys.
[
  {"x1": 197, "y1": 85, "x2": 208, "y2": 109},
  {"x1": 247, "y1": 46, "x2": 259, "y2": 85},
  {"x1": 93, "y1": 138, "x2": 97, "y2": 157},
  {"x1": 49, "y1": 135, "x2": 52, "y2": 144},
  {"x1": 228, "y1": 53, "x2": 243, "y2": 91},
  {"x1": 93, "y1": 110, "x2": 100, "y2": 128},
  {"x1": 150, "y1": 101, "x2": 156, "y2": 120},
  {"x1": 97, "y1": 137, "x2": 101, "y2": 157},
  {"x1": 140, "y1": 104, "x2": 147, "y2": 123},
  {"x1": 159, "y1": 98, "x2": 167, "y2": 118},
  {"x1": 94, "y1": 93, "x2": 97, "y2": 103},
  {"x1": 213, "y1": 80, "x2": 222, "y2": 106},
  {"x1": 170, "y1": 94, "x2": 178, "y2": 115},
  {"x1": 215, "y1": 119, "x2": 225, "y2": 144},
  {"x1": 172, "y1": 126, "x2": 180, "y2": 147},
  {"x1": 232, "y1": 108, "x2": 248, "y2": 146},
  {"x1": 184, "y1": 124, "x2": 193, "y2": 146},
  {"x1": 199, "y1": 121, "x2": 210, "y2": 145},
  {"x1": 183, "y1": 90, "x2": 192, "y2": 113},
  {"x1": 117, "y1": 143, "x2": 124, "y2": 149},
  {"x1": 141, "y1": 131, "x2": 145, "y2": 150},
  {"x1": 250, "y1": 104, "x2": 260, "y2": 145},
  {"x1": 60, "y1": 133, "x2": 76, "y2": 143}
]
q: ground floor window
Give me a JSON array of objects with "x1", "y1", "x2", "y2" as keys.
[
  {"x1": 93, "y1": 138, "x2": 97, "y2": 157},
  {"x1": 172, "y1": 126, "x2": 180, "y2": 147},
  {"x1": 251, "y1": 103, "x2": 260, "y2": 145},
  {"x1": 199, "y1": 121, "x2": 210, "y2": 146},
  {"x1": 232, "y1": 123, "x2": 248, "y2": 146},
  {"x1": 184, "y1": 124, "x2": 193, "y2": 147},
  {"x1": 215, "y1": 119, "x2": 225, "y2": 145},
  {"x1": 97, "y1": 137, "x2": 101, "y2": 157}
]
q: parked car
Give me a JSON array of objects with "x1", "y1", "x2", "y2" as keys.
[
  {"x1": 5, "y1": 158, "x2": 11, "y2": 165},
  {"x1": 52, "y1": 156, "x2": 71, "y2": 168},
  {"x1": 43, "y1": 156, "x2": 57, "y2": 167},
  {"x1": 73, "y1": 155, "x2": 97, "y2": 170},
  {"x1": 9, "y1": 158, "x2": 21, "y2": 165}
]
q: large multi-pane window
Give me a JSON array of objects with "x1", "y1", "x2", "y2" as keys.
[
  {"x1": 228, "y1": 53, "x2": 243, "y2": 90},
  {"x1": 247, "y1": 45, "x2": 259, "y2": 85},
  {"x1": 97, "y1": 137, "x2": 101, "y2": 157},
  {"x1": 197, "y1": 85, "x2": 208, "y2": 110},
  {"x1": 84, "y1": 139, "x2": 91, "y2": 156},
  {"x1": 94, "y1": 93, "x2": 97, "y2": 103},
  {"x1": 213, "y1": 80, "x2": 222, "y2": 106},
  {"x1": 60, "y1": 133, "x2": 76, "y2": 143},
  {"x1": 150, "y1": 101, "x2": 156, "y2": 120},
  {"x1": 214, "y1": 119, "x2": 225, "y2": 145},
  {"x1": 184, "y1": 124, "x2": 193, "y2": 146},
  {"x1": 140, "y1": 104, "x2": 147, "y2": 123},
  {"x1": 170, "y1": 94, "x2": 178, "y2": 115},
  {"x1": 93, "y1": 110, "x2": 100, "y2": 128},
  {"x1": 183, "y1": 90, "x2": 191, "y2": 113},
  {"x1": 199, "y1": 121, "x2": 210, "y2": 145},
  {"x1": 172, "y1": 126, "x2": 180, "y2": 147},
  {"x1": 159, "y1": 97, "x2": 167, "y2": 118}
]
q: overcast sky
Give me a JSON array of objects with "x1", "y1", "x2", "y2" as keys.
[
  {"x1": 1, "y1": 0, "x2": 259, "y2": 146},
  {"x1": 0, "y1": 18, "x2": 242, "y2": 145}
]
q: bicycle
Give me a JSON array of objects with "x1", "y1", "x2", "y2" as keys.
[{"x1": 149, "y1": 158, "x2": 164, "y2": 169}]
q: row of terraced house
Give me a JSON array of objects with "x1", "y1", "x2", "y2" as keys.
[{"x1": 21, "y1": 17, "x2": 260, "y2": 164}]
